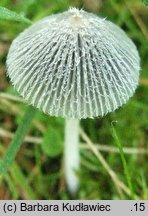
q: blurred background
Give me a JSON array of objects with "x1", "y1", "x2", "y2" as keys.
[{"x1": 0, "y1": 0, "x2": 148, "y2": 199}]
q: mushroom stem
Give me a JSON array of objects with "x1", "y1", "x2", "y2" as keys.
[{"x1": 64, "y1": 118, "x2": 80, "y2": 195}]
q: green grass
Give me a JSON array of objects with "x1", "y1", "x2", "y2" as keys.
[
  {"x1": 0, "y1": 0, "x2": 147, "y2": 200},
  {"x1": 0, "y1": 6, "x2": 32, "y2": 24},
  {"x1": 0, "y1": 106, "x2": 35, "y2": 175},
  {"x1": 111, "y1": 124, "x2": 135, "y2": 199}
]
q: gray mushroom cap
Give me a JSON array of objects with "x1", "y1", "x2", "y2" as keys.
[{"x1": 6, "y1": 8, "x2": 140, "y2": 119}]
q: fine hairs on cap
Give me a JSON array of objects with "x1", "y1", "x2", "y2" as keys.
[{"x1": 6, "y1": 8, "x2": 140, "y2": 119}]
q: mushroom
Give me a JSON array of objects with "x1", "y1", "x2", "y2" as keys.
[{"x1": 6, "y1": 8, "x2": 140, "y2": 195}]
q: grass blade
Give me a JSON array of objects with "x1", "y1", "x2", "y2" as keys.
[
  {"x1": 111, "y1": 124, "x2": 135, "y2": 199},
  {"x1": 0, "y1": 106, "x2": 35, "y2": 175},
  {"x1": 4, "y1": 174, "x2": 19, "y2": 199},
  {"x1": 0, "y1": 6, "x2": 32, "y2": 24},
  {"x1": 10, "y1": 163, "x2": 38, "y2": 199}
]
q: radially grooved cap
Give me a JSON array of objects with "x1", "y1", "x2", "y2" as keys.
[{"x1": 6, "y1": 8, "x2": 140, "y2": 119}]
